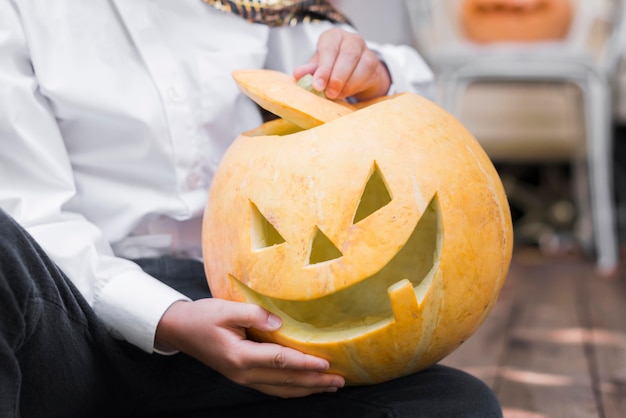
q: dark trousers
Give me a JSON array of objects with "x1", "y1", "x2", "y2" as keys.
[{"x1": 0, "y1": 209, "x2": 503, "y2": 418}]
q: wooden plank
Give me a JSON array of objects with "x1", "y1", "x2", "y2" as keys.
[
  {"x1": 585, "y1": 265, "x2": 626, "y2": 418},
  {"x1": 495, "y1": 253, "x2": 599, "y2": 418}
]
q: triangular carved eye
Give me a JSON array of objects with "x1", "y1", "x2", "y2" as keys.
[
  {"x1": 250, "y1": 201, "x2": 285, "y2": 250},
  {"x1": 308, "y1": 227, "x2": 343, "y2": 265},
  {"x1": 353, "y1": 162, "x2": 392, "y2": 224}
]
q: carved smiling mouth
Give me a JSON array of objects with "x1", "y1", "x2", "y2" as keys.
[{"x1": 231, "y1": 197, "x2": 441, "y2": 342}]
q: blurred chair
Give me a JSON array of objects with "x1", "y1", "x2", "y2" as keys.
[
  {"x1": 331, "y1": 0, "x2": 416, "y2": 46},
  {"x1": 404, "y1": 0, "x2": 626, "y2": 275}
]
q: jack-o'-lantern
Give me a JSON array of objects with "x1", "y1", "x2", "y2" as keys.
[
  {"x1": 202, "y1": 69, "x2": 513, "y2": 385},
  {"x1": 461, "y1": 0, "x2": 573, "y2": 43}
]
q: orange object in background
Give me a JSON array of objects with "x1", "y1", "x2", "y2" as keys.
[{"x1": 461, "y1": 0, "x2": 573, "y2": 43}]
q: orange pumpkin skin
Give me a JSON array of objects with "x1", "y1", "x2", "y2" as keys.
[
  {"x1": 461, "y1": 0, "x2": 573, "y2": 43},
  {"x1": 202, "y1": 71, "x2": 513, "y2": 385}
]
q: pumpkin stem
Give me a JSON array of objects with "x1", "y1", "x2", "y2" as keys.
[{"x1": 297, "y1": 74, "x2": 327, "y2": 99}]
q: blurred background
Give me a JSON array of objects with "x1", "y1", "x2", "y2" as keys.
[
  {"x1": 329, "y1": 2, "x2": 626, "y2": 416},
  {"x1": 332, "y1": 0, "x2": 626, "y2": 275}
]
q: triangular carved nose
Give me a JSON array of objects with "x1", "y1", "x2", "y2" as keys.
[
  {"x1": 250, "y1": 201, "x2": 285, "y2": 250},
  {"x1": 308, "y1": 227, "x2": 343, "y2": 264},
  {"x1": 353, "y1": 162, "x2": 392, "y2": 224}
]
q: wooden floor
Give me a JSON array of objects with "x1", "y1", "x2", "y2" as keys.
[{"x1": 441, "y1": 247, "x2": 626, "y2": 418}]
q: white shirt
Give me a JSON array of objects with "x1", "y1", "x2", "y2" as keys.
[{"x1": 0, "y1": 0, "x2": 434, "y2": 353}]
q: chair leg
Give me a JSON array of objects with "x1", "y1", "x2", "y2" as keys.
[
  {"x1": 439, "y1": 74, "x2": 470, "y2": 118},
  {"x1": 571, "y1": 152, "x2": 594, "y2": 253},
  {"x1": 439, "y1": 70, "x2": 620, "y2": 275},
  {"x1": 583, "y1": 75, "x2": 619, "y2": 275}
]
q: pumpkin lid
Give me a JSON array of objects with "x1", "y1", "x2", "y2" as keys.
[{"x1": 232, "y1": 69, "x2": 355, "y2": 129}]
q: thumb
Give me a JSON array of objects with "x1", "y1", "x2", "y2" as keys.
[
  {"x1": 293, "y1": 61, "x2": 319, "y2": 82},
  {"x1": 231, "y1": 302, "x2": 283, "y2": 332}
]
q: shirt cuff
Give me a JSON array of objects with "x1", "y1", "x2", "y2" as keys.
[
  {"x1": 370, "y1": 43, "x2": 435, "y2": 100},
  {"x1": 94, "y1": 269, "x2": 191, "y2": 354}
]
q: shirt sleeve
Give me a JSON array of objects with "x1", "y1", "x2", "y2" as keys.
[
  {"x1": 0, "y1": 1, "x2": 189, "y2": 354},
  {"x1": 368, "y1": 42, "x2": 435, "y2": 100}
]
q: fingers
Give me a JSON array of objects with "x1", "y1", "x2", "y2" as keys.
[
  {"x1": 228, "y1": 348, "x2": 345, "y2": 398},
  {"x1": 298, "y1": 28, "x2": 389, "y2": 101},
  {"x1": 293, "y1": 61, "x2": 319, "y2": 82},
  {"x1": 232, "y1": 339, "x2": 331, "y2": 372},
  {"x1": 232, "y1": 367, "x2": 344, "y2": 395},
  {"x1": 335, "y1": 50, "x2": 387, "y2": 101},
  {"x1": 169, "y1": 299, "x2": 346, "y2": 398},
  {"x1": 215, "y1": 299, "x2": 283, "y2": 333},
  {"x1": 248, "y1": 381, "x2": 341, "y2": 399},
  {"x1": 293, "y1": 28, "x2": 391, "y2": 101},
  {"x1": 217, "y1": 338, "x2": 345, "y2": 396},
  {"x1": 313, "y1": 28, "x2": 361, "y2": 98}
]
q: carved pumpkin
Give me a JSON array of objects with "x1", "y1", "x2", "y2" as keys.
[
  {"x1": 202, "y1": 69, "x2": 513, "y2": 385},
  {"x1": 460, "y1": 0, "x2": 573, "y2": 43}
]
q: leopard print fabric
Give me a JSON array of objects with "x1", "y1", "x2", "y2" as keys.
[{"x1": 202, "y1": 0, "x2": 350, "y2": 27}]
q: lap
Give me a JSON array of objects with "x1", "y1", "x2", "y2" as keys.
[
  {"x1": 136, "y1": 360, "x2": 502, "y2": 418},
  {"x1": 133, "y1": 258, "x2": 501, "y2": 418},
  {"x1": 0, "y1": 209, "x2": 501, "y2": 418},
  {"x1": 132, "y1": 256, "x2": 502, "y2": 417}
]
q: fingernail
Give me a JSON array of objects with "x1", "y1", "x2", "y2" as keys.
[
  {"x1": 325, "y1": 88, "x2": 339, "y2": 99},
  {"x1": 313, "y1": 77, "x2": 325, "y2": 91},
  {"x1": 317, "y1": 360, "x2": 330, "y2": 370},
  {"x1": 333, "y1": 378, "x2": 345, "y2": 388},
  {"x1": 267, "y1": 314, "x2": 282, "y2": 329}
]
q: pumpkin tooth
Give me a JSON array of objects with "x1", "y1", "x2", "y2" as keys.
[{"x1": 388, "y1": 279, "x2": 421, "y2": 323}]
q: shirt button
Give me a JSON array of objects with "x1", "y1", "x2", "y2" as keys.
[
  {"x1": 186, "y1": 173, "x2": 199, "y2": 189},
  {"x1": 187, "y1": 172, "x2": 207, "y2": 189}
]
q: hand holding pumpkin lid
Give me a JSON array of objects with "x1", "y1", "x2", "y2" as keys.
[
  {"x1": 202, "y1": 69, "x2": 513, "y2": 385},
  {"x1": 232, "y1": 69, "x2": 354, "y2": 129}
]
